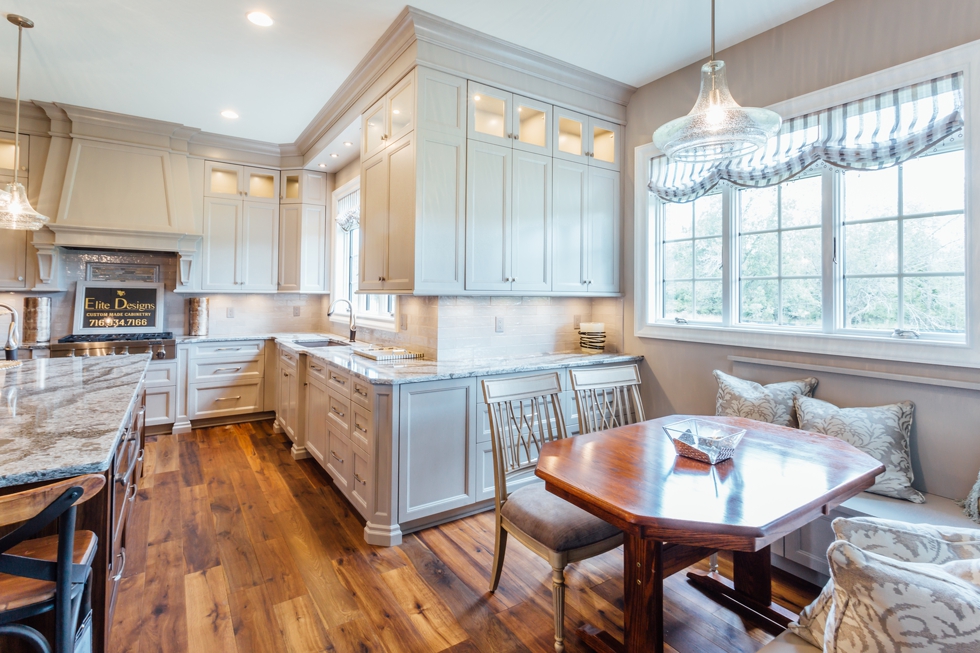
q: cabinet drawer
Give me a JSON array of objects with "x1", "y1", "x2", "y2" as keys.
[
  {"x1": 325, "y1": 388, "x2": 350, "y2": 432},
  {"x1": 307, "y1": 358, "x2": 329, "y2": 384},
  {"x1": 326, "y1": 426, "x2": 351, "y2": 491},
  {"x1": 350, "y1": 445, "x2": 372, "y2": 515},
  {"x1": 352, "y1": 379, "x2": 372, "y2": 408},
  {"x1": 192, "y1": 340, "x2": 265, "y2": 358},
  {"x1": 351, "y1": 404, "x2": 373, "y2": 453},
  {"x1": 190, "y1": 358, "x2": 263, "y2": 383},
  {"x1": 279, "y1": 348, "x2": 299, "y2": 368},
  {"x1": 188, "y1": 381, "x2": 263, "y2": 420},
  {"x1": 145, "y1": 386, "x2": 176, "y2": 427},
  {"x1": 145, "y1": 360, "x2": 177, "y2": 387},
  {"x1": 325, "y1": 365, "x2": 351, "y2": 396}
]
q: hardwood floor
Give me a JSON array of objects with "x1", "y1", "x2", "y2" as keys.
[{"x1": 109, "y1": 421, "x2": 820, "y2": 653}]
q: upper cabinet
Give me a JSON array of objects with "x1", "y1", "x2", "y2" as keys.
[
  {"x1": 362, "y1": 73, "x2": 416, "y2": 160},
  {"x1": 205, "y1": 162, "x2": 280, "y2": 203},
  {"x1": 553, "y1": 107, "x2": 622, "y2": 171},
  {"x1": 281, "y1": 170, "x2": 327, "y2": 205},
  {"x1": 359, "y1": 68, "x2": 467, "y2": 295},
  {"x1": 0, "y1": 132, "x2": 28, "y2": 177},
  {"x1": 467, "y1": 82, "x2": 552, "y2": 156}
]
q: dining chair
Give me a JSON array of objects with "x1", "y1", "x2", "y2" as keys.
[
  {"x1": 0, "y1": 474, "x2": 105, "y2": 653},
  {"x1": 569, "y1": 364, "x2": 645, "y2": 434},
  {"x1": 482, "y1": 373, "x2": 623, "y2": 653}
]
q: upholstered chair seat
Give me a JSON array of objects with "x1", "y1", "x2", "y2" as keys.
[{"x1": 501, "y1": 485, "x2": 621, "y2": 552}]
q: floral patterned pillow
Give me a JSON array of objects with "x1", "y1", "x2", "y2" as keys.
[
  {"x1": 713, "y1": 370, "x2": 817, "y2": 428},
  {"x1": 794, "y1": 396, "x2": 923, "y2": 503},
  {"x1": 825, "y1": 541, "x2": 980, "y2": 653}
]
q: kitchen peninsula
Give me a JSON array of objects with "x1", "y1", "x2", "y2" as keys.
[{"x1": 0, "y1": 355, "x2": 150, "y2": 653}]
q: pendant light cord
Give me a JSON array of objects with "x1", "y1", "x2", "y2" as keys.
[
  {"x1": 710, "y1": 0, "x2": 716, "y2": 62},
  {"x1": 13, "y1": 22, "x2": 21, "y2": 186}
]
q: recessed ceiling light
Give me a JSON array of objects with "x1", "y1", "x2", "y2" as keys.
[
  {"x1": 474, "y1": 95, "x2": 481, "y2": 101},
  {"x1": 330, "y1": 153, "x2": 339, "y2": 158},
  {"x1": 343, "y1": 141, "x2": 353, "y2": 147},
  {"x1": 318, "y1": 163, "x2": 327, "y2": 168},
  {"x1": 392, "y1": 109, "x2": 400, "y2": 115},
  {"x1": 247, "y1": 11, "x2": 273, "y2": 26},
  {"x1": 220, "y1": 110, "x2": 239, "y2": 119}
]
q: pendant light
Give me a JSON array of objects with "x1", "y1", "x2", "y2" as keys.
[
  {"x1": 0, "y1": 14, "x2": 49, "y2": 231},
  {"x1": 652, "y1": 0, "x2": 781, "y2": 163}
]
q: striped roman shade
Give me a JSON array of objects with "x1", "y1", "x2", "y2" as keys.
[{"x1": 650, "y1": 72, "x2": 964, "y2": 203}]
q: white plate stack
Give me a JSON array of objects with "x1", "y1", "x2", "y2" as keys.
[{"x1": 579, "y1": 322, "x2": 606, "y2": 354}]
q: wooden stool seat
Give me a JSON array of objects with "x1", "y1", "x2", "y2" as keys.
[{"x1": 0, "y1": 531, "x2": 98, "y2": 611}]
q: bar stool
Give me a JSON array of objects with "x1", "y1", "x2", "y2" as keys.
[{"x1": 0, "y1": 474, "x2": 105, "y2": 653}]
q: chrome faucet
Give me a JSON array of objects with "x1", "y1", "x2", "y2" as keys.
[
  {"x1": 0, "y1": 303, "x2": 19, "y2": 361},
  {"x1": 327, "y1": 299, "x2": 357, "y2": 343}
]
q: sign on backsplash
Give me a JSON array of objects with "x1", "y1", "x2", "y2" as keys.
[{"x1": 73, "y1": 282, "x2": 166, "y2": 334}]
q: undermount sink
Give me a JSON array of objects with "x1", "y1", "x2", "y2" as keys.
[{"x1": 293, "y1": 340, "x2": 353, "y2": 348}]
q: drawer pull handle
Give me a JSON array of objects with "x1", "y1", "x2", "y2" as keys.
[
  {"x1": 354, "y1": 473, "x2": 366, "y2": 485},
  {"x1": 215, "y1": 347, "x2": 242, "y2": 351},
  {"x1": 214, "y1": 367, "x2": 242, "y2": 373},
  {"x1": 111, "y1": 548, "x2": 127, "y2": 581},
  {"x1": 331, "y1": 375, "x2": 346, "y2": 385},
  {"x1": 356, "y1": 422, "x2": 367, "y2": 433},
  {"x1": 215, "y1": 396, "x2": 241, "y2": 401},
  {"x1": 355, "y1": 387, "x2": 368, "y2": 397},
  {"x1": 126, "y1": 482, "x2": 138, "y2": 503},
  {"x1": 331, "y1": 451, "x2": 344, "y2": 464},
  {"x1": 310, "y1": 365, "x2": 323, "y2": 372},
  {"x1": 332, "y1": 407, "x2": 345, "y2": 417}
]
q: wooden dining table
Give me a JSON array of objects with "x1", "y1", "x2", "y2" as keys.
[{"x1": 535, "y1": 415, "x2": 885, "y2": 653}]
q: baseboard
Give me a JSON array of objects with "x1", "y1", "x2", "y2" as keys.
[{"x1": 190, "y1": 411, "x2": 277, "y2": 431}]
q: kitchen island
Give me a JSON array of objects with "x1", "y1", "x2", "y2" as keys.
[{"x1": 0, "y1": 355, "x2": 150, "y2": 653}]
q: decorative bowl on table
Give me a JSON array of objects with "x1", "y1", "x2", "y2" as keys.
[{"x1": 663, "y1": 418, "x2": 746, "y2": 464}]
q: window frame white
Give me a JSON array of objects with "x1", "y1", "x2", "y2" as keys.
[
  {"x1": 330, "y1": 177, "x2": 399, "y2": 332},
  {"x1": 634, "y1": 39, "x2": 980, "y2": 368}
]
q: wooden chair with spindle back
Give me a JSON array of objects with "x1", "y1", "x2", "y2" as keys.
[
  {"x1": 482, "y1": 373, "x2": 623, "y2": 653},
  {"x1": 0, "y1": 474, "x2": 105, "y2": 653},
  {"x1": 569, "y1": 364, "x2": 645, "y2": 434}
]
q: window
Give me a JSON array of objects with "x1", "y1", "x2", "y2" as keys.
[
  {"x1": 661, "y1": 193, "x2": 723, "y2": 322},
  {"x1": 332, "y1": 180, "x2": 396, "y2": 328}
]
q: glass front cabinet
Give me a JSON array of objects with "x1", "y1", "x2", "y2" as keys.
[{"x1": 553, "y1": 106, "x2": 621, "y2": 171}]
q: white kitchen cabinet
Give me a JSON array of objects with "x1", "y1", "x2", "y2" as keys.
[
  {"x1": 362, "y1": 71, "x2": 415, "y2": 159},
  {"x1": 206, "y1": 162, "x2": 280, "y2": 203},
  {"x1": 551, "y1": 160, "x2": 620, "y2": 294},
  {"x1": 306, "y1": 378, "x2": 328, "y2": 464},
  {"x1": 241, "y1": 201, "x2": 279, "y2": 290},
  {"x1": 202, "y1": 196, "x2": 279, "y2": 292},
  {"x1": 465, "y1": 142, "x2": 551, "y2": 292},
  {"x1": 280, "y1": 169, "x2": 327, "y2": 204},
  {"x1": 359, "y1": 67, "x2": 467, "y2": 295},
  {"x1": 552, "y1": 107, "x2": 621, "y2": 171},
  {"x1": 467, "y1": 82, "x2": 553, "y2": 155},
  {"x1": 144, "y1": 360, "x2": 177, "y2": 429},
  {"x1": 278, "y1": 203, "x2": 328, "y2": 293},
  {"x1": 278, "y1": 360, "x2": 298, "y2": 443}
]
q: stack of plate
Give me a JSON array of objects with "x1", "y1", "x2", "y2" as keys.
[{"x1": 579, "y1": 322, "x2": 606, "y2": 353}]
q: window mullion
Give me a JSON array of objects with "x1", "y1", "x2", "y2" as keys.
[
  {"x1": 897, "y1": 163, "x2": 905, "y2": 330},
  {"x1": 822, "y1": 168, "x2": 838, "y2": 334},
  {"x1": 722, "y1": 186, "x2": 733, "y2": 327}
]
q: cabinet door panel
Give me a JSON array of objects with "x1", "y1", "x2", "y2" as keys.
[
  {"x1": 398, "y1": 378, "x2": 477, "y2": 522},
  {"x1": 467, "y1": 82, "x2": 513, "y2": 148},
  {"x1": 278, "y1": 204, "x2": 302, "y2": 291},
  {"x1": 145, "y1": 386, "x2": 176, "y2": 427},
  {"x1": 553, "y1": 107, "x2": 589, "y2": 164},
  {"x1": 326, "y1": 427, "x2": 351, "y2": 492},
  {"x1": 512, "y1": 95, "x2": 552, "y2": 155},
  {"x1": 299, "y1": 204, "x2": 327, "y2": 292},
  {"x1": 281, "y1": 170, "x2": 327, "y2": 204},
  {"x1": 244, "y1": 167, "x2": 279, "y2": 203},
  {"x1": 0, "y1": 228, "x2": 28, "y2": 289},
  {"x1": 511, "y1": 150, "x2": 551, "y2": 292},
  {"x1": 350, "y1": 445, "x2": 372, "y2": 515},
  {"x1": 388, "y1": 72, "x2": 416, "y2": 145},
  {"x1": 415, "y1": 130, "x2": 465, "y2": 293},
  {"x1": 202, "y1": 198, "x2": 241, "y2": 290},
  {"x1": 465, "y1": 140, "x2": 512, "y2": 291},
  {"x1": 362, "y1": 97, "x2": 388, "y2": 160},
  {"x1": 204, "y1": 161, "x2": 243, "y2": 199},
  {"x1": 587, "y1": 168, "x2": 620, "y2": 293},
  {"x1": 384, "y1": 134, "x2": 416, "y2": 291},
  {"x1": 417, "y1": 67, "x2": 466, "y2": 137},
  {"x1": 358, "y1": 152, "x2": 387, "y2": 291},
  {"x1": 241, "y1": 201, "x2": 279, "y2": 291},
  {"x1": 589, "y1": 118, "x2": 621, "y2": 171},
  {"x1": 306, "y1": 381, "x2": 327, "y2": 464},
  {"x1": 551, "y1": 160, "x2": 589, "y2": 292}
]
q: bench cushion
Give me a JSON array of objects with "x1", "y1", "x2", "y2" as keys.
[
  {"x1": 758, "y1": 631, "x2": 818, "y2": 652},
  {"x1": 842, "y1": 492, "x2": 979, "y2": 529}
]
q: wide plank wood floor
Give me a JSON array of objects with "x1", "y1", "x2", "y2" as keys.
[{"x1": 110, "y1": 420, "x2": 819, "y2": 653}]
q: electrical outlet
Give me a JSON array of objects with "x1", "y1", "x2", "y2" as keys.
[
  {"x1": 400, "y1": 314, "x2": 408, "y2": 330},
  {"x1": 293, "y1": 306, "x2": 301, "y2": 317},
  {"x1": 573, "y1": 314, "x2": 582, "y2": 330},
  {"x1": 226, "y1": 307, "x2": 235, "y2": 319},
  {"x1": 495, "y1": 317, "x2": 504, "y2": 333}
]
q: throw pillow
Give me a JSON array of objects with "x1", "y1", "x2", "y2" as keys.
[
  {"x1": 825, "y1": 541, "x2": 980, "y2": 652},
  {"x1": 794, "y1": 395, "x2": 923, "y2": 503},
  {"x1": 713, "y1": 370, "x2": 817, "y2": 428},
  {"x1": 787, "y1": 515, "x2": 980, "y2": 647}
]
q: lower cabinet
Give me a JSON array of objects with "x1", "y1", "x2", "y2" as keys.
[
  {"x1": 144, "y1": 360, "x2": 177, "y2": 428},
  {"x1": 186, "y1": 340, "x2": 267, "y2": 421},
  {"x1": 305, "y1": 378, "x2": 327, "y2": 463},
  {"x1": 189, "y1": 380, "x2": 263, "y2": 419}
]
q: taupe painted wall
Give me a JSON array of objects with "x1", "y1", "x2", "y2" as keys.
[{"x1": 623, "y1": 0, "x2": 980, "y2": 501}]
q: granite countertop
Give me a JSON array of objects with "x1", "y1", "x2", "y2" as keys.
[
  {"x1": 176, "y1": 333, "x2": 319, "y2": 344},
  {"x1": 275, "y1": 337, "x2": 643, "y2": 385},
  {"x1": 0, "y1": 355, "x2": 150, "y2": 488}
]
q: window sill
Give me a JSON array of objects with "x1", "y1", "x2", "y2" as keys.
[
  {"x1": 329, "y1": 312, "x2": 398, "y2": 334},
  {"x1": 635, "y1": 321, "x2": 975, "y2": 369}
]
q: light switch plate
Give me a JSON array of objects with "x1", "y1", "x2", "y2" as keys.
[
  {"x1": 293, "y1": 306, "x2": 301, "y2": 317},
  {"x1": 226, "y1": 307, "x2": 235, "y2": 319},
  {"x1": 573, "y1": 314, "x2": 582, "y2": 329},
  {"x1": 495, "y1": 317, "x2": 504, "y2": 333},
  {"x1": 400, "y1": 314, "x2": 408, "y2": 330}
]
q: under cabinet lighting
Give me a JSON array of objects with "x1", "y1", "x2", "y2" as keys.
[
  {"x1": 220, "y1": 110, "x2": 239, "y2": 119},
  {"x1": 247, "y1": 11, "x2": 274, "y2": 26},
  {"x1": 330, "y1": 153, "x2": 339, "y2": 158}
]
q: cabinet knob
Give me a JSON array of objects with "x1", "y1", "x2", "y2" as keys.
[{"x1": 17, "y1": 276, "x2": 23, "y2": 281}]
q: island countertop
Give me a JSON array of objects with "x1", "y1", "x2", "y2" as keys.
[{"x1": 0, "y1": 355, "x2": 150, "y2": 488}]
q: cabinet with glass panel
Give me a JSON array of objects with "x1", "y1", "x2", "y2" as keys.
[{"x1": 0, "y1": 131, "x2": 31, "y2": 290}]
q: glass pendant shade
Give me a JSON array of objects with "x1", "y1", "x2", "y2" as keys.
[
  {"x1": 653, "y1": 60, "x2": 782, "y2": 163},
  {"x1": 0, "y1": 181, "x2": 49, "y2": 230}
]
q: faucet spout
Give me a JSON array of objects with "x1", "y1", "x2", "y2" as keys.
[
  {"x1": 0, "y1": 303, "x2": 19, "y2": 361},
  {"x1": 327, "y1": 299, "x2": 357, "y2": 343}
]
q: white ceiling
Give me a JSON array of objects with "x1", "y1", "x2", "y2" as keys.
[{"x1": 0, "y1": 0, "x2": 833, "y2": 144}]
